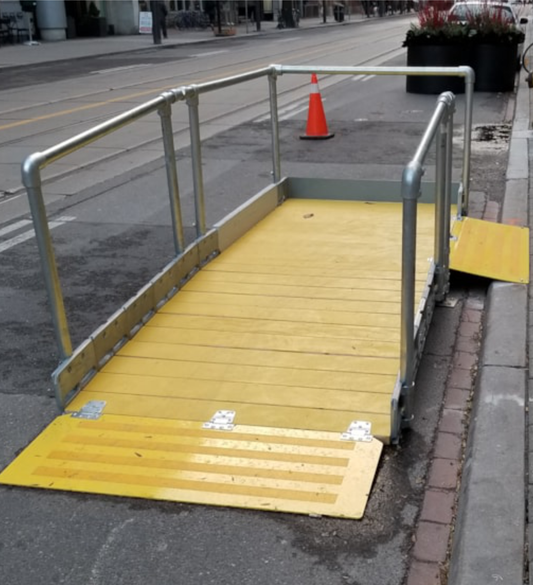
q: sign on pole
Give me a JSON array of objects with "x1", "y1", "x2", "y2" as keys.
[{"x1": 139, "y1": 11, "x2": 152, "y2": 34}]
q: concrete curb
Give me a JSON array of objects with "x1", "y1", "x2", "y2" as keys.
[{"x1": 448, "y1": 52, "x2": 530, "y2": 585}]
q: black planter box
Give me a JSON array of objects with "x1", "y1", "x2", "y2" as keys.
[
  {"x1": 406, "y1": 45, "x2": 467, "y2": 95},
  {"x1": 406, "y1": 42, "x2": 519, "y2": 94},
  {"x1": 472, "y1": 44, "x2": 517, "y2": 92}
]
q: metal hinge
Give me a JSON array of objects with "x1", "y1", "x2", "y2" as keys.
[
  {"x1": 341, "y1": 420, "x2": 372, "y2": 442},
  {"x1": 70, "y1": 400, "x2": 106, "y2": 420},
  {"x1": 203, "y1": 410, "x2": 235, "y2": 431}
]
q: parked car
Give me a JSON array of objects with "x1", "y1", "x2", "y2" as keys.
[
  {"x1": 448, "y1": 1, "x2": 527, "y2": 65},
  {"x1": 448, "y1": 1, "x2": 526, "y2": 27}
]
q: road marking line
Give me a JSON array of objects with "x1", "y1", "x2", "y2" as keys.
[
  {"x1": 91, "y1": 65, "x2": 152, "y2": 75},
  {"x1": 191, "y1": 50, "x2": 229, "y2": 58},
  {"x1": 0, "y1": 216, "x2": 75, "y2": 253},
  {"x1": 0, "y1": 219, "x2": 32, "y2": 237},
  {"x1": 0, "y1": 41, "x2": 402, "y2": 132},
  {"x1": 254, "y1": 99, "x2": 315, "y2": 123},
  {"x1": 361, "y1": 75, "x2": 375, "y2": 82}
]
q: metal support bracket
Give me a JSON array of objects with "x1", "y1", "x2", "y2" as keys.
[
  {"x1": 341, "y1": 421, "x2": 372, "y2": 442},
  {"x1": 203, "y1": 410, "x2": 236, "y2": 431},
  {"x1": 70, "y1": 400, "x2": 106, "y2": 420}
]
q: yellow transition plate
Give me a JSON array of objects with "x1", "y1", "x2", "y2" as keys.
[
  {"x1": 0, "y1": 414, "x2": 383, "y2": 520},
  {"x1": 450, "y1": 217, "x2": 529, "y2": 284}
]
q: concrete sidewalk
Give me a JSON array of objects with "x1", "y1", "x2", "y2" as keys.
[
  {"x1": 0, "y1": 11, "x2": 376, "y2": 68},
  {"x1": 447, "y1": 22, "x2": 532, "y2": 585}
]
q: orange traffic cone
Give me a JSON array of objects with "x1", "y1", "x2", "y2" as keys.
[{"x1": 300, "y1": 74, "x2": 334, "y2": 140}]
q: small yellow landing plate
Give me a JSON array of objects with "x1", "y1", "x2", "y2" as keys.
[
  {"x1": 450, "y1": 218, "x2": 529, "y2": 284},
  {"x1": 0, "y1": 414, "x2": 383, "y2": 520}
]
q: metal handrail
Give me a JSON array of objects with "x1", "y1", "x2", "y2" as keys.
[
  {"x1": 399, "y1": 91, "x2": 456, "y2": 426},
  {"x1": 20, "y1": 63, "x2": 473, "y2": 381}
]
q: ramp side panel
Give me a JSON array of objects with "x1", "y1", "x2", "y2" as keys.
[
  {"x1": 450, "y1": 218, "x2": 529, "y2": 284},
  {"x1": 0, "y1": 415, "x2": 383, "y2": 520}
]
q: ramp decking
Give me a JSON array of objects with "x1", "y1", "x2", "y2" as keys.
[{"x1": 0, "y1": 198, "x2": 437, "y2": 519}]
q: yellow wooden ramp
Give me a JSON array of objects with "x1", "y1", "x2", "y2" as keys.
[
  {"x1": 450, "y1": 217, "x2": 529, "y2": 284},
  {"x1": 0, "y1": 199, "x2": 436, "y2": 519}
]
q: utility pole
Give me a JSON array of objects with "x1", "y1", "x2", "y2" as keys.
[
  {"x1": 151, "y1": 0, "x2": 162, "y2": 44},
  {"x1": 322, "y1": 0, "x2": 327, "y2": 23},
  {"x1": 255, "y1": 0, "x2": 261, "y2": 31}
]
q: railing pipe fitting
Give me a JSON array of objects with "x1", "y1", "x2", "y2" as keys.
[
  {"x1": 186, "y1": 86, "x2": 207, "y2": 236},
  {"x1": 158, "y1": 98, "x2": 185, "y2": 254},
  {"x1": 22, "y1": 153, "x2": 72, "y2": 360}
]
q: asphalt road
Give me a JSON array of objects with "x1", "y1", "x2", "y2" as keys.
[{"x1": 0, "y1": 21, "x2": 511, "y2": 585}]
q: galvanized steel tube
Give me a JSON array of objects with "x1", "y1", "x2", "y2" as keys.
[
  {"x1": 193, "y1": 67, "x2": 271, "y2": 95},
  {"x1": 186, "y1": 87, "x2": 207, "y2": 236},
  {"x1": 22, "y1": 154, "x2": 73, "y2": 360},
  {"x1": 38, "y1": 95, "x2": 170, "y2": 168},
  {"x1": 268, "y1": 72, "x2": 281, "y2": 183},
  {"x1": 444, "y1": 107, "x2": 454, "y2": 274},
  {"x1": 413, "y1": 100, "x2": 447, "y2": 164},
  {"x1": 461, "y1": 67, "x2": 475, "y2": 216},
  {"x1": 399, "y1": 161, "x2": 423, "y2": 417},
  {"x1": 434, "y1": 121, "x2": 447, "y2": 300},
  {"x1": 158, "y1": 99, "x2": 185, "y2": 254}
]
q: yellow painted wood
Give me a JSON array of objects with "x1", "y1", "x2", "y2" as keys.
[
  {"x1": 118, "y1": 341, "x2": 400, "y2": 375},
  {"x1": 450, "y1": 217, "x2": 529, "y2": 284},
  {"x1": 0, "y1": 414, "x2": 382, "y2": 519},
  {"x1": 0, "y1": 198, "x2": 437, "y2": 519},
  {"x1": 86, "y1": 372, "x2": 395, "y2": 404},
  {"x1": 147, "y1": 313, "x2": 402, "y2": 342},
  {"x1": 67, "y1": 391, "x2": 392, "y2": 439},
  {"x1": 136, "y1": 326, "x2": 400, "y2": 357},
  {"x1": 103, "y1": 356, "x2": 398, "y2": 395}
]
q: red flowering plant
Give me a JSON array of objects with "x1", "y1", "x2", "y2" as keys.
[
  {"x1": 458, "y1": 2, "x2": 525, "y2": 46},
  {"x1": 403, "y1": 0, "x2": 470, "y2": 47}
]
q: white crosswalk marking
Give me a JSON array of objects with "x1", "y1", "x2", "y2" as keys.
[
  {"x1": 0, "y1": 216, "x2": 76, "y2": 253},
  {"x1": 0, "y1": 219, "x2": 32, "y2": 237}
]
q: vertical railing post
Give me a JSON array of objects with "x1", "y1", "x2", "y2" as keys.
[
  {"x1": 268, "y1": 70, "x2": 281, "y2": 183},
  {"x1": 434, "y1": 119, "x2": 447, "y2": 300},
  {"x1": 444, "y1": 103, "x2": 454, "y2": 278},
  {"x1": 186, "y1": 87, "x2": 207, "y2": 237},
  {"x1": 460, "y1": 66, "x2": 475, "y2": 217},
  {"x1": 400, "y1": 160, "x2": 423, "y2": 426},
  {"x1": 22, "y1": 154, "x2": 73, "y2": 360},
  {"x1": 158, "y1": 97, "x2": 185, "y2": 254},
  {"x1": 434, "y1": 92, "x2": 455, "y2": 300}
]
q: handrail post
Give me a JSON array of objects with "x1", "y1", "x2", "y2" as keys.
[
  {"x1": 443, "y1": 100, "x2": 455, "y2": 293},
  {"x1": 268, "y1": 69, "x2": 281, "y2": 183},
  {"x1": 434, "y1": 120, "x2": 446, "y2": 299},
  {"x1": 158, "y1": 96, "x2": 185, "y2": 254},
  {"x1": 434, "y1": 91, "x2": 455, "y2": 300},
  {"x1": 400, "y1": 160, "x2": 423, "y2": 426},
  {"x1": 186, "y1": 87, "x2": 207, "y2": 237},
  {"x1": 460, "y1": 66, "x2": 475, "y2": 217},
  {"x1": 22, "y1": 153, "x2": 73, "y2": 360}
]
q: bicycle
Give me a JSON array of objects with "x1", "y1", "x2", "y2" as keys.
[
  {"x1": 522, "y1": 41, "x2": 533, "y2": 75},
  {"x1": 173, "y1": 10, "x2": 210, "y2": 31}
]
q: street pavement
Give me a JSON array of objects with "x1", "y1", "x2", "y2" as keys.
[{"x1": 0, "y1": 9, "x2": 531, "y2": 585}]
